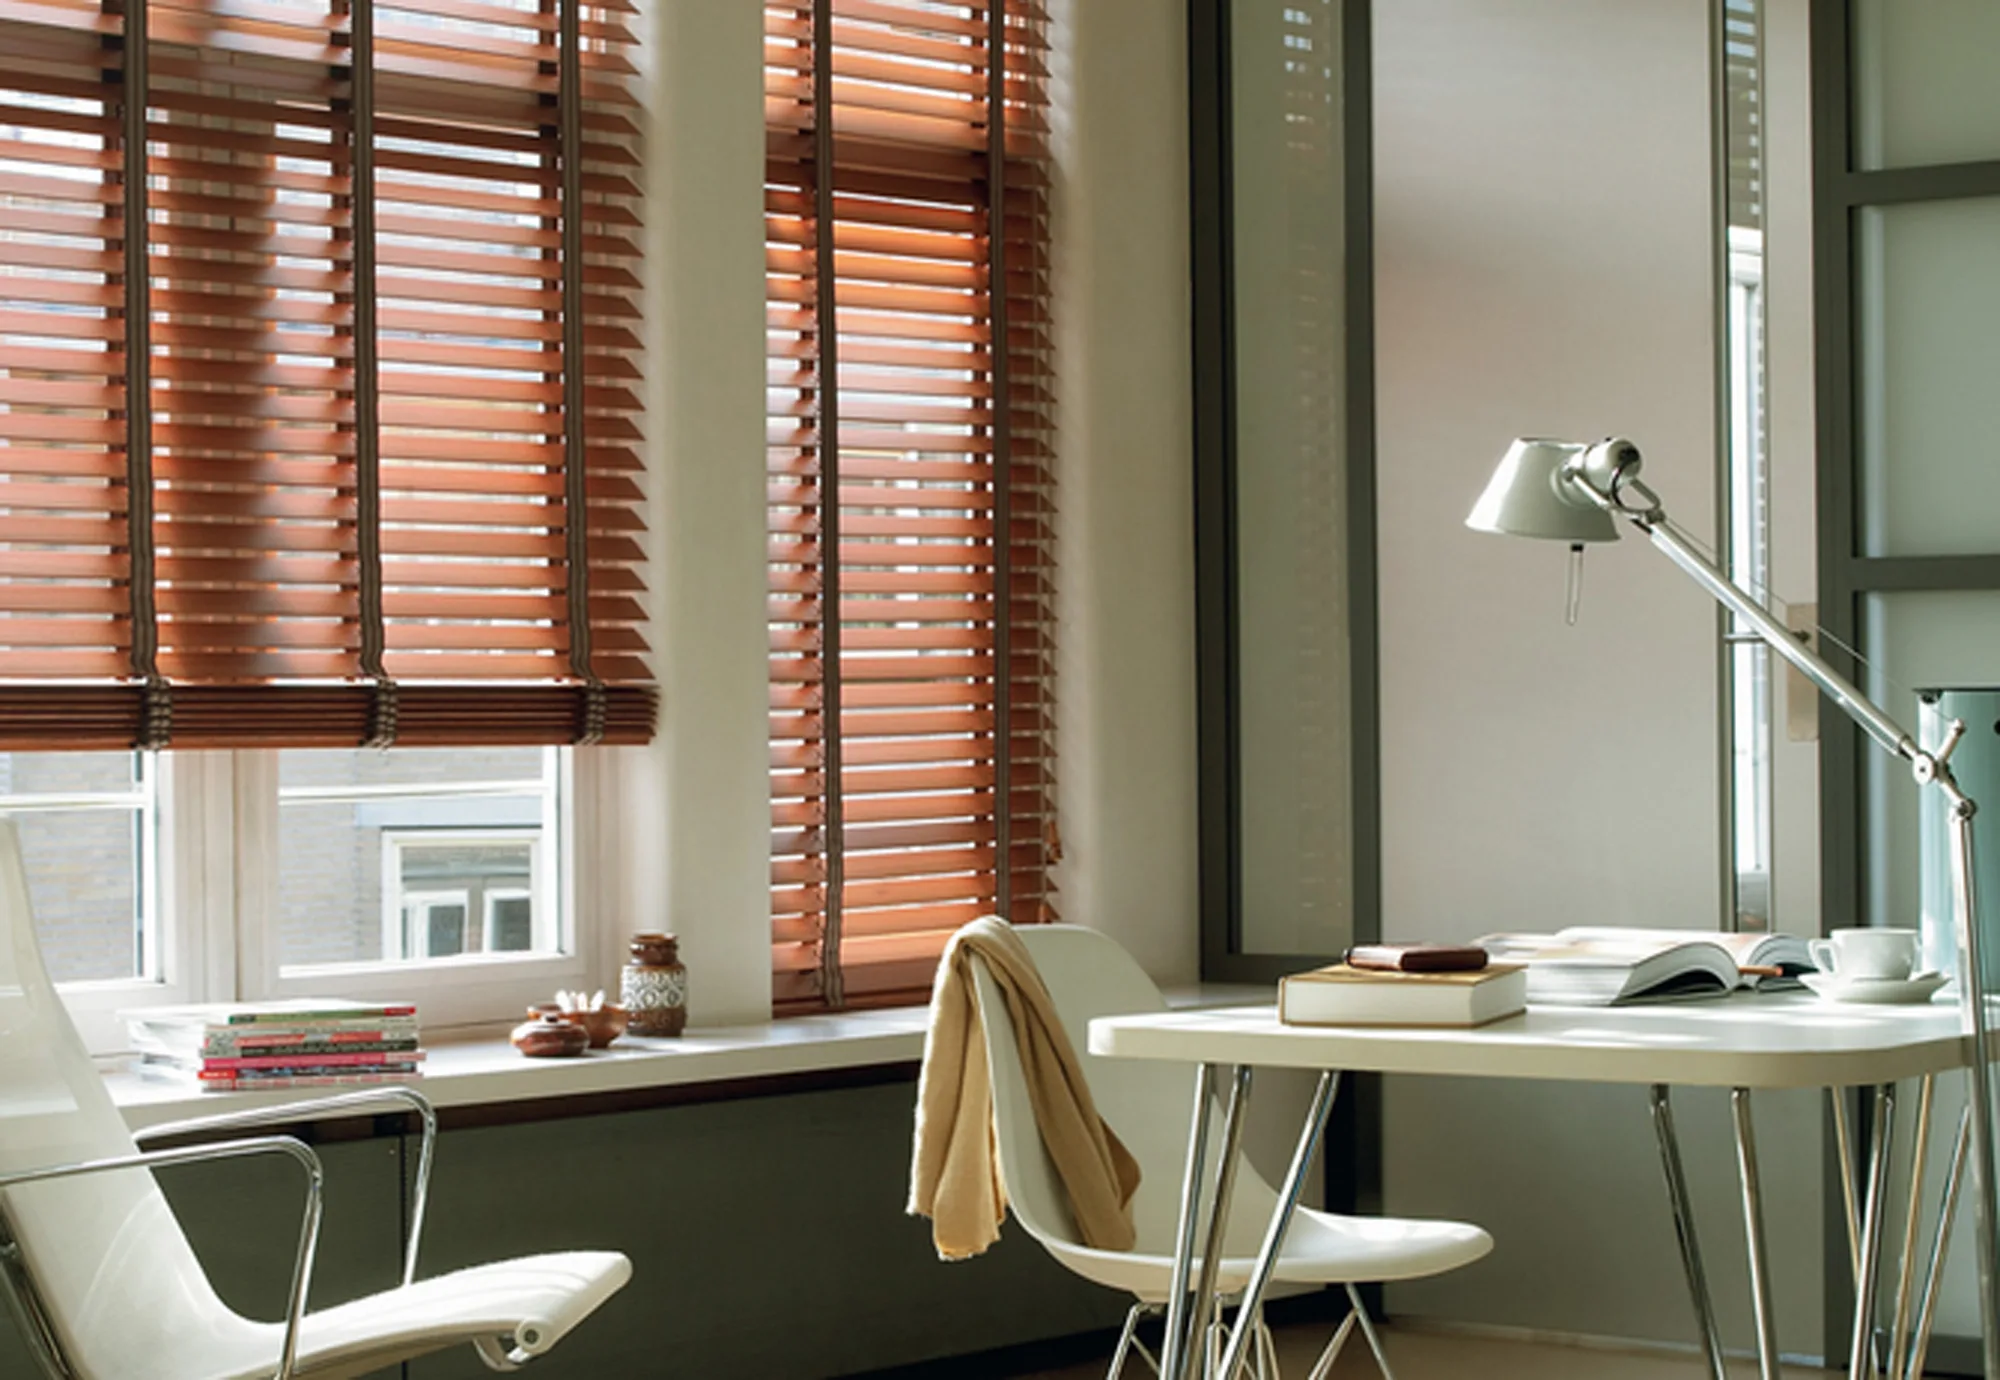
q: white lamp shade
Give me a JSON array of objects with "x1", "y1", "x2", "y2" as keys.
[{"x1": 1465, "y1": 438, "x2": 1620, "y2": 543}]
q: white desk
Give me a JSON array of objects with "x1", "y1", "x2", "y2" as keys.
[{"x1": 1089, "y1": 995, "x2": 1976, "y2": 1380}]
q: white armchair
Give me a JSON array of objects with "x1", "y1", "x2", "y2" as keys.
[{"x1": 0, "y1": 820, "x2": 631, "y2": 1379}]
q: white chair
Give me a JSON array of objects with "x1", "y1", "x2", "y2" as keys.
[
  {"x1": 967, "y1": 924, "x2": 1491, "y2": 1380},
  {"x1": 0, "y1": 820, "x2": 631, "y2": 1379}
]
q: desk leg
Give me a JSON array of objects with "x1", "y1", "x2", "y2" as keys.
[
  {"x1": 1888, "y1": 1074, "x2": 1936, "y2": 1379},
  {"x1": 1649, "y1": 1085, "x2": 1728, "y2": 1380},
  {"x1": 1212, "y1": 1070, "x2": 1341, "y2": 1380},
  {"x1": 1159, "y1": 1062, "x2": 1217, "y2": 1380},
  {"x1": 1904, "y1": 1101, "x2": 1972, "y2": 1380},
  {"x1": 1732, "y1": 1087, "x2": 1783, "y2": 1380},
  {"x1": 1850, "y1": 1083, "x2": 1897, "y2": 1380},
  {"x1": 1185, "y1": 1066, "x2": 1256, "y2": 1376}
]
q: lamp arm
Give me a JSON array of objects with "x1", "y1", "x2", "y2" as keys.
[
  {"x1": 1638, "y1": 516, "x2": 1922, "y2": 768},
  {"x1": 1629, "y1": 499, "x2": 2000, "y2": 1379}
]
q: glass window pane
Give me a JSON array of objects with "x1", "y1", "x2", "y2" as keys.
[
  {"x1": 1857, "y1": 199, "x2": 2000, "y2": 558},
  {"x1": 280, "y1": 746, "x2": 545, "y2": 791},
  {"x1": 18, "y1": 808, "x2": 142, "y2": 984},
  {"x1": 1853, "y1": 0, "x2": 2000, "y2": 171},
  {"x1": 0, "y1": 752, "x2": 139, "y2": 797},
  {"x1": 1231, "y1": 0, "x2": 1353, "y2": 956},
  {"x1": 276, "y1": 748, "x2": 559, "y2": 972},
  {"x1": 1860, "y1": 591, "x2": 2000, "y2": 945}
]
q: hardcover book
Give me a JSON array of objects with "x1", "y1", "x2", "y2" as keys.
[{"x1": 1278, "y1": 962, "x2": 1528, "y2": 1028}]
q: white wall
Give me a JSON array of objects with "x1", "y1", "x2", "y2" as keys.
[
  {"x1": 1373, "y1": 0, "x2": 1823, "y2": 1354},
  {"x1": 1048, "y1": 0, "x2": 1201, "y2": 985},
  {"x1": 613, "y1": 0, "x2": 773, "y2": 1026}
]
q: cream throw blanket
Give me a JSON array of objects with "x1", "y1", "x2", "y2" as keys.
[{"x1": 907, "y1": 917, "x2": 1141, "y2": 1261}]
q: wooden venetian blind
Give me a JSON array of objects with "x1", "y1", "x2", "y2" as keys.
[
  {"x1": 765, "y1": 0, "x2": 1057, "y2": 1012},
  {"x1": 0, "y1": 0, "x2": 649, "y2": 750}
]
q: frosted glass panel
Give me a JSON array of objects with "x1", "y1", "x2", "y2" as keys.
[
  {"x1": 1859, "y1": 592, "x2": 2000, "y2": 937},
  {"x1": 1232, "y1": 0, "x2": 1352, "y2": 957},
  {"x1": 1853, "y1": 0, "x2": 2000, "y2": 170},
  {"x1": 1857, "y1": 200, "x2": 2000, "y2": 558}
]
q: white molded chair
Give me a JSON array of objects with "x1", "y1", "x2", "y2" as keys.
[
  {"x1": 0, "y1": 820, "x2": 631, "y2": 1379},
  {"x1": 967, "y1": 925, "x2": 1491, "y2": 1380}
]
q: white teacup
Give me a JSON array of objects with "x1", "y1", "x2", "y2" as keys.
[{"x1": 1810, "y1": 927, "x2": 1920, "y2": 982}]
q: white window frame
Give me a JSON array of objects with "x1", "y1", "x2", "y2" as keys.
[
  {"x1": 233, "y1": 747, "x2": 592, "y2": 1029},
  {"x1": 395, "y1": 888, "x2": 475, "y2": 960},
  {"x1": 43, "y1": 746, "x2": 613, "y2": 1053},
  {"x1": 13, "y1": 752, "x2": 210, "y2": 1054},
  {"x1": 377, "y1": 828, "x2": 551, "y2": 960}
]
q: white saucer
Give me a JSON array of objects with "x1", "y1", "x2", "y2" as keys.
[{"x1": 1799, "y1": 971, "x2": 1948, "y2": 1005}]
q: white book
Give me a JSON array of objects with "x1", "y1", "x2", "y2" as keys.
[
  {"x1": 1478, "y1": 928, "x2": 1815, "y2": 1007},
  {"x1": 1278, "y1": 963, "x2": 1528, "y2": 1028}
]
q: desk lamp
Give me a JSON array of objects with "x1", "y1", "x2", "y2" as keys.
[{"x1": 1469, "y1": 436, "x2": 2000, "y2": 1378}]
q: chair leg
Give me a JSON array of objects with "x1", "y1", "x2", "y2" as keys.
[
  {"x1": 1108, "y1": 1302, "x2": 1158, "y2": 1380},
  {"x1": 1253, "y1": 1306, "x2": 1280, "y2": 1380},
  {"x1": 1346, "y1": 1284, "x2": 1396, "y2": 1380},
  {"x1": 1304, "y1": 1309, "x2": 1357, "y2": 1380}
]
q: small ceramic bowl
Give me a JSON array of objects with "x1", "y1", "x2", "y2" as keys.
[
  {"x1": 564, "y1": 1005, "x2": 629, "y2": 1049},
  {"x1": 527, "y1": 1003, "x2": 629, "y2": 1049},
  {"x1": 511, "y1": 1013, "x2": 589, "y2": 1059}
]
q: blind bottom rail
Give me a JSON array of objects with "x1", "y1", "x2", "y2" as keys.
[{"x1": 0, "y1": 684, "x2": 656, "y2": 751}]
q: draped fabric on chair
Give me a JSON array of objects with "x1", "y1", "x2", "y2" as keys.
[
  {"x1": 764, "y1": 0, "x2": 1060, "y2": 1014},
  {"x1": 0, "y1": 0, "x2": 653, "y2": 751}
]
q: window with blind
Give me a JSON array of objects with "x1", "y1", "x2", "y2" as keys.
[
  {"x1": 0, "y1": 0, "x2": 650, "y2": 752},
  {"x1": 764, "y1": 0, "x2": 1057, "y2": 1012}
]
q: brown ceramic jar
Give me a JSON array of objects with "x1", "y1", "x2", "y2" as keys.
[{"x1": 621, "y1": 932, "x2": 687, "y2": 1037}]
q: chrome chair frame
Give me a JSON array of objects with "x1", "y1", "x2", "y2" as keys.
[{"x1": 0, "y1": 1085, "x2": 440, "y2": 1380}]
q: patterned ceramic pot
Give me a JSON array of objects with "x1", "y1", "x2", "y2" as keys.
[{"x1": 621, "y1": 932, "x2": 687, "y2": 1037}]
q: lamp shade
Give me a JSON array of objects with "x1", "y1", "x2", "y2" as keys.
[{"x1": 1465, "y1": 438, "x2": 1619, "y2": 543}]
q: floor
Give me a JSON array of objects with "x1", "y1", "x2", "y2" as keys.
[{"x1": 1015, "y1": 1320, "x2": 1828, "y2": 1378}]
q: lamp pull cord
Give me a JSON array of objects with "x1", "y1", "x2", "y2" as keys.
[{"x1": 1565, "y1": 542, "x2": 1585, "y2": 626}]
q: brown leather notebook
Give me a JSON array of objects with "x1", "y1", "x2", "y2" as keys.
[{"x1": 1344, "y1": 943, "x2": 1489, "y2": 974}]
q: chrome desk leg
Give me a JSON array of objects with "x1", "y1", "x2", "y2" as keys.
[
  {"x1": 1650, "y1": 1085, "x2": 1729, "y2": 1380},
  {"x1": 1733, "y1": 1087, "x2": 1783, "y2": 1380},
  {"x1": 1212, "y1": 1070, "x2": 1341, "y2": 1380},
  {"x1": 1833, "y1": 1085, "x2": 1863, "y2": 1279},
  {"x1": 1184, "y1": 1066, "x2": 1255, "y2": 1377},
  {"x1": 1904, "y1": 1102, "x2": 1972, "y2": 1380},
  {"x1": 1851, "y1": 1084, "x2": 1898, "y2": 1380},
  {"x1": 1889, "y1": 1074, "x2": 1936, "y2": 1380},
  {"x1": 1159, "y1": 1062, "x2": 1217, "y2": 1380}
]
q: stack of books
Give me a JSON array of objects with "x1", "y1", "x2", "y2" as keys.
[{"x1": 123, "y1": 999, "x2": 424, "y2": 1092}]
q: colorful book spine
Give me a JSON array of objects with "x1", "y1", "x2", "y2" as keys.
[
  {"x1": 197, "y1": 1069, "x2": 424, "y2": 1092},
  {"x1": 199, "y1": 1031, "x2": 420, "y2": 1058},
  {"x1": 187, "y1": 1049, "x2": 429, "y2": 1073}
]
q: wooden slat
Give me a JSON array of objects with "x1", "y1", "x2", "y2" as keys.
[{"x1": 765, "y1": 0, "x2": 1054, "y2": 1011}]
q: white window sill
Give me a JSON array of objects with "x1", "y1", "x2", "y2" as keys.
[{"x1": 107, "y1": 983, "x2": 1273, "y2": 1133}]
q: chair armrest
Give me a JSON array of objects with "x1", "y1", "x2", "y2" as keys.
[
  {"x1": 134, "y1": 1086, "x2": 438, "y2": 1286},
  {"x1": 0, "y1": 1136, "x2": 324, "y2": 1380}
]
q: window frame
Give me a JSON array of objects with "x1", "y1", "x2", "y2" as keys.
[
  {"x1": 45, "y1": 747, "x2": 605, "y2": 1054},
  {"x1": 233, "y1": 748, "x2": 591, "y2": 1030},
  {"x1": 377, "y1": 825, "x2": 553, "y2": 961},
  {"x1": 1192, "y1": 0, "x2": 1380, "y2": 982},
  {"x1": 24, "y1": 752, "x2": 209, "y2": 1055}
]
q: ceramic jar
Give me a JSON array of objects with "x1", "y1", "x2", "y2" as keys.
[{"x1": 621, "y1": 932, "x2": 687, "y2": 1037}]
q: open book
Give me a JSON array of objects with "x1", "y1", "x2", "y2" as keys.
[{"x1": 1476, "y1": 928, "x2": 1815, "y2": 1007}]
